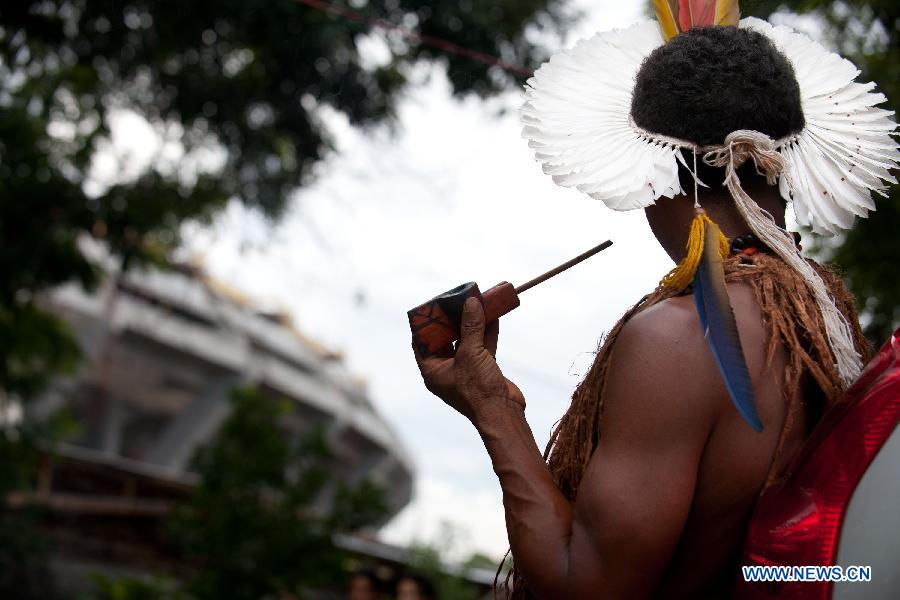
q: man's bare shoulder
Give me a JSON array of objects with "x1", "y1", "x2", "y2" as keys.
[
  {"x1": 625, "y1": 293, "x2": 701, "y2": 342},
  {"x1": 618, "y1": 282, "x2": 763, "y2": 365},
  {"x1": 613, "y1": 292, "x2": 709, "y2": 380},
  {"x1": 605, "y1": 283, "x2": 765, "y2": 423}
]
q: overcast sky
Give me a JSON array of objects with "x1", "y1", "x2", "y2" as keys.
[{"x1": 177, "y1": 2, "x2": 675, "y2": 560}]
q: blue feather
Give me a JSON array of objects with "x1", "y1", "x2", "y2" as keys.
[{"x1": 693, "y1": 222, "x2": 764, "y2": 432}]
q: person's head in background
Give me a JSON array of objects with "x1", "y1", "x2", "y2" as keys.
[
  {"x1": 395, "y1": 573, "x2": 436, "y2": 600},
  {"x1": 348, "y1": 569, "x2": 381, "y2": 600}
]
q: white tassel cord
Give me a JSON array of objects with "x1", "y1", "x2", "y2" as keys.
[{"x1": 703, "y1": 131, "x2": 863, "y2": 385}]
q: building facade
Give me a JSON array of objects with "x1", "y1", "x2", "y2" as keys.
[
  {"x1": 31, "y1": 261, "x2": 414, "y2": 517},
  {"x1": 19, "y1": 259, "x2": 419, "y2": 593}
]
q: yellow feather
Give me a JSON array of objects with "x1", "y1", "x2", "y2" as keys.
[
  {"x1": 715, "y1": 0, "x2": 741, "y2": 27},
  {"x1": 660, "y1": 210, "x2": 729, "y2": 292},
  {"x1": 652, "y1": 0, "x2": 680, "y2": 41}
]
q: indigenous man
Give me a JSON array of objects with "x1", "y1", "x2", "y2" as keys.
[{"x1": 413, "y1": 5, "x2": 898, "y2": 599}]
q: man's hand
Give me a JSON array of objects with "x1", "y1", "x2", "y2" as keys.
[{"x1": 412, "y1": 296, "x2": 525, "y2": 426}]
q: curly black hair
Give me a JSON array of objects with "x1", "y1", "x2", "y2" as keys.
[{"x1": 631, "y1": 26, "x2": 805, "y2": 148}]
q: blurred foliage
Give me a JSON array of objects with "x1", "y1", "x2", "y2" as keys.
[
  {"x1": 0, "y1": 428, "x2": 51, "y2": 599},
  {"x1": 0, "y1": 302, "x2": 81, "y2": 400},
  {"x1": 745, "y1": 1, "x2": 899, "y2": 343},
  {"x1": 0, "y1": 0, "x2": 564, "y2": 584},
  {"x1": 81, "y1": 387, "x2": 389, "y2": 599},
  {"x1": 165, "y1": 386, "x2": 389, "y2": 599},
  {"x1": 2, "y1": 2, "x2": 568, "y2": 595},
  {"x1": 0, "y1": 414, "x2": 77, "y2": 599},
  {"x1": 405, "y1": 522, "x2": 489, "y2": 600},
  {"x1": 462, "y1": 551, "x2": 498, "y2": 571},
  {"x1": 0, "y1": 0, "x2": 570, "y2": 399},
  {"x1": 79, "y1": 574, "x2": 190, "y2": 600}
]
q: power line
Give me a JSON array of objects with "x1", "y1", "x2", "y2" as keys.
[{"x1": 295, "y1": 0, "x2": 535, "y2": 77}]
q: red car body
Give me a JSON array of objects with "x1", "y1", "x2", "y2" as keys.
[{"x1": 737, "y1": 328, "x2": 900, "y2": 599}]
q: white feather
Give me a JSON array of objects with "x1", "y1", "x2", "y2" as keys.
[
  {"x1": 520, "y1": 20, "x2": 677, "y2": 211},
  {"x1": 745, "y1": 17, "x2": 900, "y2": 236}
]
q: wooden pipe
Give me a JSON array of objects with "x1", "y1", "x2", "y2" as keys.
[{"x1": 408, "y1": 240, "x2": 613, "y2": 357}]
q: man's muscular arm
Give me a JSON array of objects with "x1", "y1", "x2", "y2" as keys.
[{"x1": 414, "y1": 297, "x2": 719, "y2": 598}]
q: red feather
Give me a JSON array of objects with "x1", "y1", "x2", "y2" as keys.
[{"x1": 678, "y1": 0, "x2": 717, "y2": 31}]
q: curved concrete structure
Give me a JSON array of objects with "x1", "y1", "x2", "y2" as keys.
[{"x1": 33, "y1": 262, "x2": 414, "y2": 518}]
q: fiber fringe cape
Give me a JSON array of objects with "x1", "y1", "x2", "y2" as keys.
[{"x1": 502, "y1": 253, "x2": 868, "y2": 599}]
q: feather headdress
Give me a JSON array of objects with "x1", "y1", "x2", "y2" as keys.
[
  {"x1": 652, "y1": 0, "x2": 741, "y2": 40},
  {"x1": 521, "y1": 6, "x2": 900, "y2": 430}
]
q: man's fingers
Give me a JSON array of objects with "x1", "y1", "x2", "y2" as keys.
[
  {"x1": 427, "y1": 341, "x2": 455, "y2": 359},
  {"x1": 457, "y1": 296, "x2": 485, "y2": 354},
  {"x1": 411, "y1": 340, "x2": 452, "y2": 370},
  {"x1": 485, "y1": 319, "x2": 499, "y2": 358},
  {"x1": 435, "y1": 344, "x2": 455, "y2": 358},
  {"x1": 411, "y1": 340, "x2": 452, "y2": 389}
]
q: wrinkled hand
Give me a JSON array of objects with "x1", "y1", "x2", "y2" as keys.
[{"x1": 413, "y1": 297, "x2": 525, "y2": 426}]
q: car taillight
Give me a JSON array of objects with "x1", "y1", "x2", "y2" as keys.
[{"x1": 736, "y1": 329, "x2": 900, "y2": 599}]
